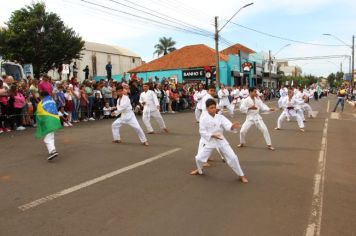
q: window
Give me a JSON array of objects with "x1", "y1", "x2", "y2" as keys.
[{"x1": 132, "y1": 58, "x2": 136, "y2": 64}]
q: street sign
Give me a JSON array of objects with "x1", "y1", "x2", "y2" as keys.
[
  {"x1": 62, "y1": 64, "x2": 70, "y2": 74},
  {"x1": 23, "y1": 64, "x2": 33, "y2": 78}
]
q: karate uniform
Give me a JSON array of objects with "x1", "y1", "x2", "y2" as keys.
[
  {"x1": 229, "y1": 89, "x2": 241, "y2": 115},
  {"x1": 277, "y1": 96, "x2": 305, "y2": 129},
  {"x1": 195, "y1": 113, "x2": 245, "y2": 176},
  {"x1": 240, "y1": 89, "x2": 249, "y2": 100},
  {"x1": 139, "y1": 90, "x2": 167, "y2": 132},
  {"x1": 112, "y1": 95, "x2": 147, "y2": 143},
  {"x1": 218, "y1": 89, "x2": 230, "y2": 107},
  {"x1": 278, "y1": 87, "x2": 288, "y2": 108},
  {"x1": 198, "y1": 93, "x2": 219, "y2": 151},
  {"x1": 44, "y1": 132, "x2": 56, "y2": 154},
  {"x1": 193, "y1": 89, "x2": 207, "y2": 122},
  {"x1": 239, "y1": 96, "x2": 272, "y2": 146}
]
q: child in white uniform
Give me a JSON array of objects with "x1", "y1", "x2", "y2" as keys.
[
  {"x1": 190, "y1": 98, "x2": 248, "y2": 183},
  {"x1": 275, "y1": 89, "x2": 305, "y2": 132},
  {"x1": 139, "y1": 83, "x2": 168, "y2": 134},
  {"x1": 193, "y1": 83, "x2": 207, "y2": 122},
  {"x1": 112, "y1": 85, "x2": 149, "y2": 146},
  {"x1": 238, "y1": 87, "x2": 275, "y2": 150},
  {"x1": 218, "y1": 84, "x2": 233, "y2": 115}
]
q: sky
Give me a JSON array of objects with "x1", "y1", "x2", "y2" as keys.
[{"x1": 1, "y1": 0, "x2": 356, "y2": 77}]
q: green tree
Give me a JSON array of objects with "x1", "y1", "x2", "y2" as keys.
[
  {"x1": 0, "y1": 2, "x2": 84, "y2": 77},
  {"x1": 154, "y1": 37, "x2": 176, "y2": 57}
]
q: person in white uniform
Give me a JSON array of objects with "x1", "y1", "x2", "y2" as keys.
[
  {"x1": 139, "y1": 83, "x2": 168, "y2": 134},
  {"x1": 229, "y1": 85, "x2": 241, "y2": 114},
  {"x1": 218, "y1": 84, "x2": 232, "y2": 115},
  {"x1": 193, "y1": 83, "x2": 207, "y2": 122},
  {"x1": 238, "y1": 87, "x2": 275, "y2": 150},
  {"x1": 201, "y1": 85, "x2": 218, "y2": 113},
  {"x1": 112, "y1": 85, "x2": 149, "y2": 146},
  {"x1": 190, "y1": 98, "x2": 248, "y2": 183},
  {"x1": 275, "y1": 89, "x2": 305, "y2": 132},
  {"x1": 295, "y1": 87, "x2": 314, "y2": 119},
  {"x1": 278, "y1": 85, "x2": 288, "y2": 108},
  {"x1": 240, "y1": 85, "x2": 249, "y2": 100}
]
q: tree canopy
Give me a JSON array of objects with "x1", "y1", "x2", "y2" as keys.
[
  {"x1": 154, "y1": 37, "x2": 176, "y2": 57},
  {"x1": 0, "y1": 2, "x2": 85, "y2": 77}
]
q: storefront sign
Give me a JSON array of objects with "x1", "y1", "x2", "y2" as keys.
[{"x1": 182, "y1": 69, "x2": 205, "y2": 79}]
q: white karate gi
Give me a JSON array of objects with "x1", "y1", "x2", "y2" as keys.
[
  {"x1": 218, "y1": 88, "x2": 230, "y2": 107},
  {"x1": 193, "y1": 89, "x2": 207, "y2": 122},
  {"x1": 277, "y1": 96, "x2": 305, "y2": 129},
  {"x1": 112, "y1": 95, "x2": 147, "y2": 143},
  {"x1": 198, "y1": 93, "x2": 220, "y2": 151},
  {"x1": 301, "y1": 90, "x2": 314, "y2": 118},
  {"x1": 139, "y1": 90, "x2": 166, "y2": 132},
  {"x1": 44, "y1": 132, "x2": 56, "y2": 154},
  {"x1": 195, "y1": 113, "x2": 245, "y2": 176},
  {"x1": 278, "y1": 87, "x2": 288, "y2": 108},
  {"x1": 239, "y1": 96, "x2": 272, "y2": 146},
  {"x1": 240, "y1": 89, "x2": 249, "y2": 100},
  {"x1": 229, "y1": 89, "x2": 241, "y2": 115}
]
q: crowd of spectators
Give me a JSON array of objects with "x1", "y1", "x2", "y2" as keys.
[{"x1": 0, "y1": 74, "x2": 201, "y2": 134}]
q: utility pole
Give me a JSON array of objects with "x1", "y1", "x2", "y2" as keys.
[
  {"x1": 269, "y1": 50, "x2": 272, "y2": 86},
  {"x1": 214, "y1": 16, "x2": 220, "y2": 87},
  {"x1": 352, "y1": 35, "x2": 354, "y2": 88},
  {"x1": 340, "y1": 62, "x2": 342, "y2": 73}
]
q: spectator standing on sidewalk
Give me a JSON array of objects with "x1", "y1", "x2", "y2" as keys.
[
  {"x1": 38, "y1": 75, "x2": 53, "y2": 97},
  {"x1": 0, "y1": 79, "x2": 10, "y2": 133},
  {"x1": 80, "y1": 84, "x2": 89, "y2": 121},
  {"x1": 29, "y1": 79, "x2": 40, "y2": 126},
  {"x1": 102, "y1": 81, "x2": 114, "y2": 107},
  {"x1": 8, "y1": 85, "x2": 26, "y2": 131}
]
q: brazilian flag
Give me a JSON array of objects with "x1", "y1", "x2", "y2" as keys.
[{"x1": 35, "y1": 96, "x2": 62, "y2": 138}]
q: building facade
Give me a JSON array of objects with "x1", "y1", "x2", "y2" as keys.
[{"x1": 48, "y1": 41, "x2": 143, "y2": 81}]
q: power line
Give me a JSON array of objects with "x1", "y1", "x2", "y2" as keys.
[
  {"x1": 105, "y1": 0, "x2": 214, "y2": 37},
  {"x1": 61, "y1": 0, "x2": 185, "y2": 34},
  {"x1": 228, "y1": 21, "x2": 346, "y2": 47},
  {"x1": 276, "y1": 55, "x2": 351, "y2": 61},
  {"x1": 78, "y1": 0, "x2": 213, "y2": 38}
]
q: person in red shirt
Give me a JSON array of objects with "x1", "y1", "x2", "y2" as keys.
[{"x1": 38, "y1": 74, "x2": 53, "y2": 97}]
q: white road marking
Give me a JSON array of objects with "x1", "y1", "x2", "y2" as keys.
[
  {"x1": 18, "y1": 148, "x2": 182, "y2": 211},
  {"x1": 326, "y1": 100, "x2": 330, "y2": 113},
  {"x1": 330, "y1": 112, "x2": 340, "y2": 120},
  {"x1": 305, "y1": 118, "x2": 329, "y2": 236}
]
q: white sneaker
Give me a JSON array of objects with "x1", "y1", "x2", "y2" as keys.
[
  {"x1": 68, "y1": 122, "x2": 73, "y2": 126},
  {"x1": 63, "y1": 123, "x2": 69, "y2": 127},
  {"x1": 16, "y1": 126, "x2": 26, "y2": 131},
  {"x1": 89, "y1": 117, "x2": 95, "y2": 121},
  {"x1": 83, "y1": 119, "x2": 88, "y2": 122}
]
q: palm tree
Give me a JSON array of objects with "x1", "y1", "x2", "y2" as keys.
[{"x1": 154, "y1": 37, "x2": 176, "y2": 57}]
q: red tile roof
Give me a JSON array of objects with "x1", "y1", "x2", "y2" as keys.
[
  {"x1": 220, "y1": 43, "x2": 255, "y2": 55},
  {"x1": 129, "y1": 44, "x2": 229, "y2": 73}
]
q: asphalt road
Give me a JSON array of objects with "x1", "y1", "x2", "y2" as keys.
[{"x1": 0, "y1": 96, "x2": 355, "y2": 236}]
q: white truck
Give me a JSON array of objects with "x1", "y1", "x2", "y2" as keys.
[{"x1": 0, "y1": 60, "x2": 27, "y2": 81}]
